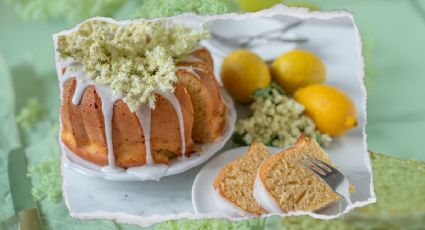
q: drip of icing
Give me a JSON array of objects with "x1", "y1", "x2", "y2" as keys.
[
  {"x1": 96, "y1": 84, "x2": 124, "y2": 173},
  {"x1": 159, "y1": 92, "x2": 186, "y2": 158},
  {"x1": 183, "y1": 54, "x2": 203, "y2": 63},
  {"x1": 213, "y1": 189, "x2": 252, "y2": 217},
  {"x1": 135, "y1": 105, "x2": 153, "y2": 164},
  {"x1": 175, "y1": 66, "x2": 202, "y2": 79},
  {"x1": 132, "y1": 104, "x2": 170, "y2": 180},
  {"x1": 71, "y1": 79, "x2": 91, "y2": 105},
  {"x1": 253, "y1": 175, "x2": 283, "y2": 213},
  {"x1": 60, "y1": 65, "x2": 85, "y2": 88},
  {"x1": 60, "y1": 64, "x2": 124, "y2": 173}
]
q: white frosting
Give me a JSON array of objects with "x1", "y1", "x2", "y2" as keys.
[
  {"x1": 159, "y1": 92, "x2": 186, "y2": 158},
  {"x1": 175, "y1": 66, "x2": 202, "y2": 79},
  {"x1": 253, "y1": 175, "x2": 283, "y2": 213},
  {"x1": 135, "y1": 105, "x2": 153, "y2": 164},
  {"x1": 183, "y1": 54, "x2": 203, "y2": 63},
  {"x1": 212, "y1": 189, "x2": 252, "y2": 217},
  {"x1": 96, "y1": 84, "x2": 124, "y2": 172}
]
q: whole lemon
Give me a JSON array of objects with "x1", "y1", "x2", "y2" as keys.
[
  {"x1": 294, "y1": 84, "x2": 357, "y2": 136},
  {"x1": 271, "y1": 50, "x2": 326, "y2": 94},
  {"x1": 221, "y1": 49, "x2": 271, "y2": 104}
]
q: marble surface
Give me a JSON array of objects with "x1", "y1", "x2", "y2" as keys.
[{"x1": 63, "y1": 158, "x2": 197, "y2": 216}]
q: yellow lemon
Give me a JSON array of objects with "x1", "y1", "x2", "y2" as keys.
[
  {"x1": 271, "y1": 50, "x2": 326, "y2": 94},
  {"x1": 221, "y1": 49, "x2": 271, "y2": 104},
  {"x1": 294, "y1": 84, "x2": 357, "y2": 136},
  {"x1": 237, "y1": 0, "x2": 282, "y2": 12},
  {"x1": 284, "y1": 2, "x2": 321, "y2": 11}
]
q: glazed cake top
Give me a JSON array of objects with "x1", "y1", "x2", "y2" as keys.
[{"x1": 56, "y1": 19, "x2": 208, "y2": 111}]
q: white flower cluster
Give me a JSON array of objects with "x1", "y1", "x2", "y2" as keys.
[
  {"x1": 235, "y1": 83, "x2": 331, "y2": 148},
  {"x1": 57, "y1": 19, "x2": 208, "y2": 111}
]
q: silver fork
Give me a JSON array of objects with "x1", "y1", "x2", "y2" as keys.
[{"x1": 301, "y1": 155, "x2": 352, "y2": 206}]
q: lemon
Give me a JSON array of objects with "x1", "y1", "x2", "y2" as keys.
[
  {"x1": 221, "y1": 49, "x2": 271, "y2": 104},
  {"x1": 237, "y1": 0, "x2": 282, "y2": 12},
  {"x1": 271, "y1": 50, "x2": 326, "y2": 94},
  {"x1": 284, "y1": 2, "x2": 321, "y2": 11},
  {"x1": 294, "y1": 84, "x2": 357, "y2": 136}
]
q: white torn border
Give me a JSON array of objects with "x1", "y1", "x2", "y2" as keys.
[{"x1": 58, "y1": 4, "x2": 376, "y2": 228}]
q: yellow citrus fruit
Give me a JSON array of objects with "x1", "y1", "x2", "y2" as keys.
[
  {"x1": 294, "y1": 84, "x2": 357, "y2": 136},
  {"x1": 221, "y1": 49, "x2": 271, "y2": 104},
  {"x1": 237, "y1": 0, "x2": 282, "y2": 12},
  {"x1": 284, "y1": 2, "x2": 321, "y2": 11},
  {"x1": 271, "y1": 50, "x2": 326, "y2": 94}
]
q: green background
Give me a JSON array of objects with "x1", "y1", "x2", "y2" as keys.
[{"x1": 1, "y1": 0, "x2": 425, "y2": 229}]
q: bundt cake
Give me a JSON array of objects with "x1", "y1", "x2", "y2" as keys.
[{"x1": 55, "y1": 18, "x2": 227, "y2": 170}]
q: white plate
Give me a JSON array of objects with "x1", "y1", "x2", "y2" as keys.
[
  {"x1": 193, "y1": 144, "x2": 370, "y2": 217},
  {"x1": 205, "y1": 17, "x2": 298, "y2": 61},
  {"x1": 62, "y1": 89, "x2": 237, "y2": 181}
]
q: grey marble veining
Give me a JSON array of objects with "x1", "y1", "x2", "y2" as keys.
[{"x1": 64, "y1": 163, "x2": 204, "y2": 215}]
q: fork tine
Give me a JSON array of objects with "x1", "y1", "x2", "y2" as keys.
[
  {"x1": 301, "y1": 161, "x2": 326, "y2": 179},
  {"x1": 303, "y1": 156, "x2": 329, "y2": 175},
  {"x1": 309, "y1": 156, "x2": 334, "y2": 172}
]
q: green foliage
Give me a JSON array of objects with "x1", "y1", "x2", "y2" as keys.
[
  {"x1": 137, "y1": 0, "x2": 242, "y2": 18},
  {"x1": 27, "y1": 158, "x2": 62, "y2": 203},
  {"x1": 4, "y1": 0, "x2": 126, "y2": 23},
  {"x1": 4, "y1": 0, "x2": 241, "y2": 23},
  {"x1": 16, "y1": 97, "x2": 43, "y2": 129}
]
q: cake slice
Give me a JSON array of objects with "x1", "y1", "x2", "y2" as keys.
[
  {"x1": 255, "y1": 135, "x2": 345, "y2": 213},
  {"x1": 213, "y1": 142, "x2": 270, "y2": 215}
]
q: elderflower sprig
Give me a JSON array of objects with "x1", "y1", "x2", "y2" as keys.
[{"x1": 57, "y1": 19, "x2": 208, "y2": 111}]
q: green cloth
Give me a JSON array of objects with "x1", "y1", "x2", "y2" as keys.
[{"x1": 2, "y1": 0, "x2": 425, "y2": 229}]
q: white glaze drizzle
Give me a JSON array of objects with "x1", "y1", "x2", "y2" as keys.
[
  {"x1": 159, "y1": 92, "x2": 186, "y2": 158},
  {"x1": 183, "y1": 54, "x2": 203, "y2": 63},
  {"x1": 71, "y1": 79, "x2": 91, "y2": 105},
  {"x1": 96, "y1": 84, "x2": 124, "y2": 173},
  {"x1": 175, "y1": 66, "x2": 202, "y2": 79},
  {"x1": 135, "y1": 105, "x2": 153, "y2": 164}
]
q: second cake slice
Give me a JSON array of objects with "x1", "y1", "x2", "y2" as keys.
[{"x1": 254, "y1": 135, "x2": 344, "y2": 213}]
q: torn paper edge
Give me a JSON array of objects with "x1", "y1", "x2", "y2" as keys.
[{"x1": 57, "y1": 3, "x2": 376, "y2": 228}]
